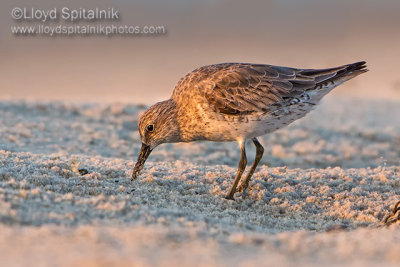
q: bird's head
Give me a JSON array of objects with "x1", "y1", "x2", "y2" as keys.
[{"x1": 131, "y1": 100, "x2": 180, "y2": 179}]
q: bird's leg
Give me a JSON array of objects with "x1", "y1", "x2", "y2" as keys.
[
  {"x1": 238, "y1": 138, "x2": 264, "y2": 193},
  {"x1": 225, "y1": 140, "x2": 247, "y2": 200}
]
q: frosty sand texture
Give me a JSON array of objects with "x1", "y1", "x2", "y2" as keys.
[{"x1": 0, "y1": 98, "x2": 399, "y2": 266}]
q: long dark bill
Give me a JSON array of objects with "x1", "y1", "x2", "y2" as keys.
[{"x1": 131, "y1": 143, "x2": 152, "y2": 180}]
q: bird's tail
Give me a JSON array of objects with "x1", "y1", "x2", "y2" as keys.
[
  {"x1": 296, "y1": 61, "x2": 368, "y2": 102},
  {"x1": 331, "y1": 61, "x2": 368, "y2": 84},
  {"x1": 301, "y1": 61, "x2": 368, "y2": 89}
]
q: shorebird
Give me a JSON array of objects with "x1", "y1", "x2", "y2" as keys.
[{"x1": 132, "y1": 61, "x2": 368, "y2": 199}]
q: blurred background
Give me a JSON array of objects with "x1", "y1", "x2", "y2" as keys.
[{"x1": 1, "y1": 0, "x2": 399, "y2": 104}]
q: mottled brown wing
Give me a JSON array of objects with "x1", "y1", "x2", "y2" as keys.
[
  {"x1": 200, "y1": 63, "x2": 341, "y2": 115},
  {"x1": 172, "y1": 62, "x2": 366, "y2": 115}
]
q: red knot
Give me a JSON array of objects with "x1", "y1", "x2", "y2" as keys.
[{"x1": 132, "y1": 61, "x2": 368, "y2": 199}]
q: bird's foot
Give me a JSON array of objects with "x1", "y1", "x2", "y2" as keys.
[{"x1": 225, "y1": 193, "x2": 235, "y2": 200}]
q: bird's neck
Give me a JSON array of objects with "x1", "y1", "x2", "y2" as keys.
[
  {"x1": 155, "y1": 99, "x2": 182, "y2": 144},
  {"x1": 175, "y1": 101, "x2": 209, "y2": 142}
]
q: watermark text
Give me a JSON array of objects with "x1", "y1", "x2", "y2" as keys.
[{"x1": 10, "y1": 7, "x2": 167, "y2": 37}]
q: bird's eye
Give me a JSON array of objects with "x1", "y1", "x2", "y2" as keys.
[{"x1": 146, "y1": 124, "x2": 154, "y2": 132}]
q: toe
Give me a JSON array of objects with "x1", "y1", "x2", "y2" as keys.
[{"x1": 225, "y1": 194, "x2": 235, "y2": 200}]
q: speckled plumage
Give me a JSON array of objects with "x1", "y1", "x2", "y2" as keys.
[{"x1": 133, "y1": 61, "x2": 368, "y2": 199}]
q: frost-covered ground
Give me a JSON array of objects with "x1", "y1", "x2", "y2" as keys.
[{"x1": 0, "y1": 98, "x2": 399, "y2": 266}]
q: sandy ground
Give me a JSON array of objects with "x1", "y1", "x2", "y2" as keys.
[{"x1": 0, "y1": 97, "x2": 399, "y2": 266}]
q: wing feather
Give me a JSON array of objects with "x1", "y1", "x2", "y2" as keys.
[{"x1": 172, "y1": 62, "x2": 367, "y2": 116}]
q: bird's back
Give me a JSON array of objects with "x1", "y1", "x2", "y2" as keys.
[{"x1": 171, "y1": 62, "x2": 367, "y2": 141}]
